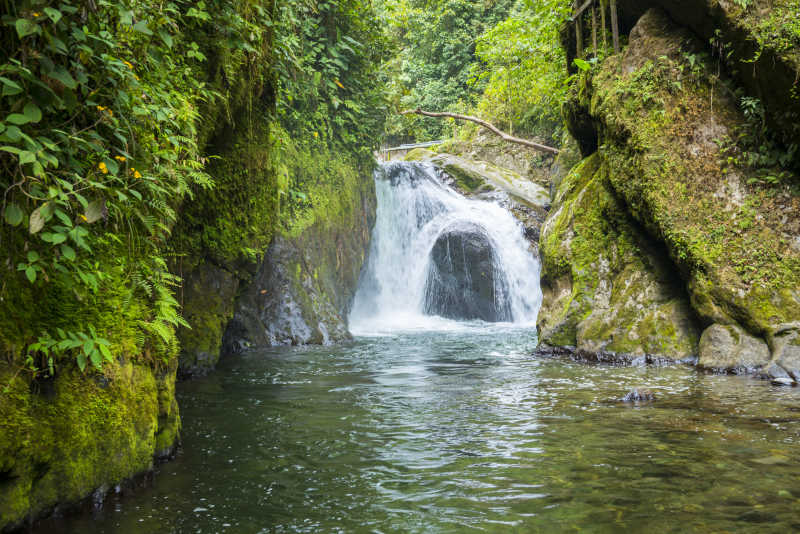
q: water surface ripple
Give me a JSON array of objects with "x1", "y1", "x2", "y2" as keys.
[{"x1": 46, "y1": 325, "x2": 800, "y2": 533}]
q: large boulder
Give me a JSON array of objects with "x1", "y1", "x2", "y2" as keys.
[
  {"x1": 698, "y1": 324, "x2": 771, "y2": 374},
  {"x1": 543, "y1": 8, "x2": 800, "y2": 371},
  {"x1": 423, "y1": 223, "x2": 511, "y2": 322},
  {"x1": 537, "y1": 154, "x2": 699, "y2": 360}
]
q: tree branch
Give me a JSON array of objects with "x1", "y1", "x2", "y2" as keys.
[{"x1": 399, "y1": 109, "x2": 560, "y2": 155}]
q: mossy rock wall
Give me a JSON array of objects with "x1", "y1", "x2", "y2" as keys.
[
  {"x1": 549, "y1": 8, "x2": 800, "y2": 374},
  {"x1": 173, "y1": 118, "x2": 376, "y2": 369},
  {"x1": 0, "y1": 360, "x2": 178, "y2": 531},
  {"x1": 222, "y1": 147, "x2": 376, "y2": 350},
  {"x1": 537, "y1": 154, "x2": 699, "y2": 359}
]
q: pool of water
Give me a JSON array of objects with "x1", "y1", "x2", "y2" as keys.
[{"x1": 45, "y1": 325, "x2": 800, "y2": 533}]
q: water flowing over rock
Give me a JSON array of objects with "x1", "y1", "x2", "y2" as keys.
[
  {"x1": 423, "y1": 222, "x2": 512, "y2": 322},
  {"x1": 350, "y1": 162, "x2": 541, "y2": 332}
]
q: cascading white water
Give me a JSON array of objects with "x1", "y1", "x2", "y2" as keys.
[{"x1": 349, "y1": 161, "x2": 542, "y2": 334}]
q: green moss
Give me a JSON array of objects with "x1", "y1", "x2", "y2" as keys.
[
  {"x1": 537, "y1": 152, "x2": 699, "y2": 358},
  {"x1": 0, "y1": 358, "x2": 176, "y2": 528},
  {"x1": 583, "y1": 8, "x2": 800, "y2": 338}
]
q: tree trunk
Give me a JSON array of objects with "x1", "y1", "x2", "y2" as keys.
[{"x1": 610, "y1": 0, "x2": 620, "y2": 53}]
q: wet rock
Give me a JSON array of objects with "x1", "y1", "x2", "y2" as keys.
[
  {"x1": 176, "y1": 263, "x2": 239, "y2": 377},
  {"x1": 621, "y1": 388, "x2": 656, "y2": 402},
  {"x1": 423, "y1": 223, "x2": 511, "y2": 322},
  {"x1": 224, "y1": 237, "x2": 352, "y2": 350},
  {"x1": 533, "y1": 343, "x2": 676, "y2": 367},
  {"x1": 772, "y1": 324, "x2": 800, "y2": 382},
  {"x1": 771, "y1": 377, "x2": 795, "y2": 387},
  {"x1": 698, "y1": 324, "x2": 771, "y2": 374},
  {"x1": 764, "y1": 363, "x2": 791, "y2": 380}
]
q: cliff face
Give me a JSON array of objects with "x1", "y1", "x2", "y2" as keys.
[
  {"x1": 540, "y1": 8, "x2": 800, "y2": 374},
  {"x1": 173, "y1": 122, "x2": 376, "y2": 375},
  {"x1": 0, "y1": 0, "x2": 382, "y2": 528}
]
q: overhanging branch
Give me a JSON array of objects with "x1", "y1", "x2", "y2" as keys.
[{"x1": 399, "y1": 109, "x2": 560, "y2": 155}]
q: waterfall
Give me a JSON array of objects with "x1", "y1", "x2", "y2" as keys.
[{"x1": 349, "y1": 161, "x2": 542, "y2": 333}]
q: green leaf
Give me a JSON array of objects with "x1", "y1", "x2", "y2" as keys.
[
  {"x1": 99, "y1": 343, "x2": 112, "y2": 362},
  {"x1": 48, "y1": 66, "x2": 77, "y2": 89},
  {"x1": 61, "y1": 244, "x2": 76, "y2": 261},
  {"x1": 51, "y1": 233, "x2": 67, "y2": 244},
  {"x1": 159, "y1": 29, "x2": 173, "y2": 48},
  {"x1": 133, "y1": 20, "x2": 153, "y2": 35},
  {"x1": 19, "y1": 151, "x2": 36, "y2": 165},
  {"x1": 573, "y1": 58, "x2": 591, "y2": 71},
  {"x1": 23, "y1": 103, "x2": 42, "y2": 123},
  {"x1": 43, "y1": 7, "x2": 62, "y2": 24},
  {"x1": 6, "y1": 114, "x2": 30, "y2": 125},
  {"x1": 83, "y1": 339, "x2": 93, "y2": 355},
  {"x1": 27, "y1": 251, "x2": 39, "y2": 262},
  {"x1": 0, "y1": 77, "x2": 23, "y2": 96},
  {"x1": 76, "y1": 353, "x2": 87, "y2": 372},
  {"x1": 89, "y1": 349, "x2": 102, "y2": 369},
  {"x1": 15, "y1": 19, "x2": 38, "y2": 39},
  {"x1": 119, "y1": 9, "x2": 134, "y2": 26},
  {"x1": 25, "y1": 266, "x2": 36, "y2": 283},
  {"x1": 4, "y1": 203, "x2": 23, "y2": 226},
  {"x1": 2, "y1": 126, "x2": 22, "y2": 141}
]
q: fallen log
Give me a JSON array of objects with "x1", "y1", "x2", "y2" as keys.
[{"x1": 399, "y1": 109, "x2": 560, "y2": 155}]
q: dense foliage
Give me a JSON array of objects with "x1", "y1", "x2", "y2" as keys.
[
  {"x1": 0, "y1": 0, "x2": 389, "y2": 378},
  {"x1": 379, "y1": 0, "x2": 515, "y2": 141},
  {"x1": 381, "y1": 0, "x2": 570, "y2": 144},
  {"x1": 472, "y1": 0, "x2": 570, "y2": 142}
]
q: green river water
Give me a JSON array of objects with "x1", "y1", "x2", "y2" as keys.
[{"x1": 39, "y1": 324, "x2": 800, "y2": 533}]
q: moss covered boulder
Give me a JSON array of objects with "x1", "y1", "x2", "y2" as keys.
[
  {"x1": 0, "y1": 360, "x2": 178, "y2": 530},
  {"x1": 406, "y1": 148, "x2": 550, "y2": 208},
  {"x1": 552, "y1": 8, "x2": 800, "y2": 374},
  {"x1": 537, "y1": 154, "x2": 699, "y2": 360}
]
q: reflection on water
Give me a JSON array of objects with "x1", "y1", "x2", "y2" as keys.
[{"x1": 39, "y1": 326, "x2": 800, "y2": 533}]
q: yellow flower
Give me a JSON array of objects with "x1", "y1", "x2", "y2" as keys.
[
  {"x1": 313, "y1": 131, "x2": 319, "y2": 138},
  {"x1": 334, "y1": 79, "x2": 344, "y2": 89},
  {"x1": 134, "y1": 170, "x2": 142, "y2": 179},
  {"x1": 32, "y1": 12, "x2": 41, "y2": 17},
  {"x1": 106, "y1": 109, "x2": 113, "y2": 117},
  {"x1": 98, "y1": 162, "x2": 108, "y2": 174},
  {"x1": 114, "y1": 155, "x2": 126, "y2": 162},
  {"x1": 79, "y1": 214, "x2": 88, "y2": 222},
  {"x1": 96, "y1": 105, "x2": 105, "y2": 111},
  {"x1": 123, "y1": 61, "x2": 134, "y2": 70}
]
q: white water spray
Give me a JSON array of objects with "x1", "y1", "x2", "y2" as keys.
[{"x1": 349, "y1": 161, "x2": 542, "y2": 334}]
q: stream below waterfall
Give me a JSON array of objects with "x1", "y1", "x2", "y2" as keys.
[{"x1": 38, "y1": 163, "x2": 800, "y2": 533}]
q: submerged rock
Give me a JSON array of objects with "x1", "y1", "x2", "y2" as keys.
[
  {"x1": 771, "y1": 377, "x2": 795, "y2": 387},
  {"x1": 423, "y1": 223, "x2": 511, "y2": 322},
  {"x1": 621, "y1": 388, "x2": 656, "y2": 402}
]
